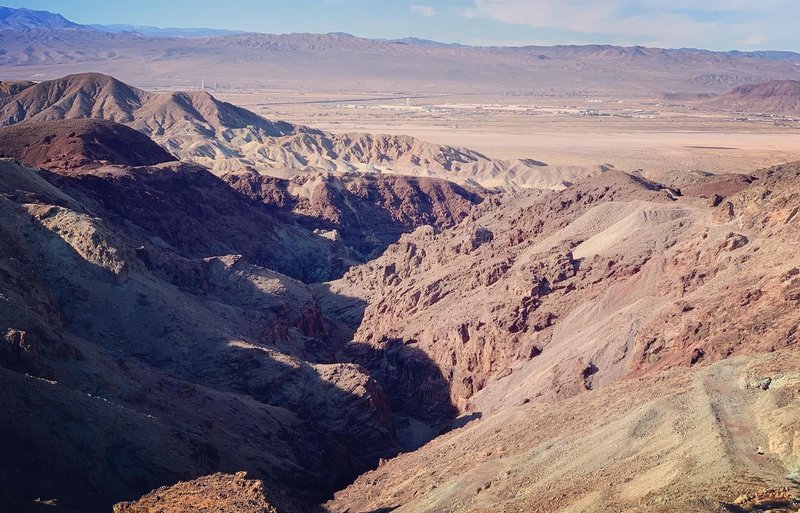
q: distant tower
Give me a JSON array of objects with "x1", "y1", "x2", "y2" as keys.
[
  {"x1": 201, "y1": 79, "x2": 205, "y2": 91},
  {"x1": 406, "y1": 97, "x2": 410, "y2": 107}
]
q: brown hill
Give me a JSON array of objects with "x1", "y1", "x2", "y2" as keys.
[
  {"x1": 0, "y1": 72, "x2": 297, "y2": 134},
  {"x1": 0, "y1": 118, "x2": 177, "y2": 169},
  {"x1": 323, "y1": 171, "x2": 684, "y2": 411},
  {"x1": 706, "y1": 80, "x2": 800, "y2": 115}
]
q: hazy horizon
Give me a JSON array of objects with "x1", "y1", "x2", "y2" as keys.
[{"x1": 3, "y1": 0, "x2": 800, "y2": 52}]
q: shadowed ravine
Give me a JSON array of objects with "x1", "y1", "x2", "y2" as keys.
[{"x1": 0, "y1": 133, "x2": 462, "y2": 512}]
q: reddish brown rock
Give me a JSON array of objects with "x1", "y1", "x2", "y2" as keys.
[
  {"x1": 0, "y1": 118, "x2": 177, "y2": 169},
  {"x1": 113, "y1": 472, "x2": 280, "y2": 513}
]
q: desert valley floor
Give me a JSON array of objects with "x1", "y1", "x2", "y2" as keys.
[{"x1": 217, "y1": 89, "x2": 800, "y2": 175}]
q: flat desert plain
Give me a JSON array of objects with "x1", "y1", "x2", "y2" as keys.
[{"x1": 209, "y1": 88, "x2": 800, "y2": 176}]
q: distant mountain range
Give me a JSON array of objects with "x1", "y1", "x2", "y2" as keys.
[
  {"x1": 0, "y1": 5, "x2": 246, "y2": 38},
  {"x1": 0, "y1": 5, "x2": 82, "y2": 30},
  {"x1": 90, "y1": 23, "x2": 248, "y2": 38},
  {"x1": 0, "y1": 6, "x2": 459, "y2": 42},
  {"x1": 1, "y1": 5, "x2": 799, "y2": 95}
]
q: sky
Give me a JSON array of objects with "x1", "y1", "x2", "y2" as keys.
[{"x1": 5, "y1": 0, "x2": 800, "y2": 51}]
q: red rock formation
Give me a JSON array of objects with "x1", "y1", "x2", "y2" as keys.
[
  {"x1": 0, "y1": 118, "x2": 177, "y2": 169},
  {"x1": 113, "y1": 472, "x2": 280, "y2": 513}
]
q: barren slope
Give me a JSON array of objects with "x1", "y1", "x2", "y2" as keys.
[
  {"x1": 0, "y1": 157, "x2": 395, "y2": 512},
  {"x1": 0, "y1": 142, "x2": 478, "y2": 512},
  {"x1": 326, "y1": 351, "x2": 800, "y2": 513},
  {"x1": 323, "y1": 163, "x2": 800, "y2": 419},
  {"x1": 321, "y1": 163, "x2": 800, "y2": 512},
  {"x1": 94, "y1": 162, "x2": 800, "y2": 513}
]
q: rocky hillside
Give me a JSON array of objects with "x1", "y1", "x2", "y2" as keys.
[
  {"x1": 0, "y1": 118, "x2": 486, "y2": 271},
  {"x1": 325, "y1": 163, "x2": 800, "y2": 413},
  {"x1": 327, "y1": 351, "x2": 800, "y2": 513},
  {"x1": 110, "y1": 161, "x2": 800, "y2": 513},
  {"x1": 319, "y1": 162, "x2": 800, "y2": 512},
  {"x1": 706, "y1": 80, "x2": 800, "y2": 115},
  {"x1": 0, "y1": 72, "x2": 594, "y2": 188},
  {"x1": 114, "y1": 472, "x2": 279, "y2": 513},
  {"x1": 0, "y1": 119, "x2": 488, "y2": 511},
  {"x1": 2, "y1": 107, "x2": 799, "y2": 513},
  {"x1": 0, "y1": 156, "x2": 365, "y2": 511}
]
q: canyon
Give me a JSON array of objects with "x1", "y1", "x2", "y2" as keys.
[{"x1": 1, "y1": 6, "x2": 799, "y2": 513}]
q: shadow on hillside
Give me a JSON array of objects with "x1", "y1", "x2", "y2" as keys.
[
  {"x1": 338, "y1": 338, "x2": 458, "y2": 449},
  {"x1": 451, "y1": 411, "x2": 482, "y2": 429},
  {"x1": 250, "y1": 173, "x2": 482, "y2": 266},
  {"x1": 0, "y1": 187, "x2": 458, "y2": 512},
  {"x1": 39, "y1": 166, "x2": 352, "y2": 283}
]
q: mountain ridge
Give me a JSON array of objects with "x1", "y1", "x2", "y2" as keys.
[
  {"x1": 2, "y1": 7, "x2": 799, "y2": 95},
  {"x1": 0, "y1": 6, "x2": 798, "y2": 57},
  {"x1": 0, "y1": 5, "x2": 84, "y2": 31},
  {"x1": 2, "y1": 6, "x2": 800, "y2": 513}
]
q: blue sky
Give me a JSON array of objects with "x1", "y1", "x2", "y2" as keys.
[{"x1": 5, "y1": 0, "x2": 800, "y2": 51}]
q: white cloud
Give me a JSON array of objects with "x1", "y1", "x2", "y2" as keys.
[
  {"x1": 461, "y1": 0, "x2": 800, "y2": 49},
  {"x1": 410, "y1": 5, "x2": 437, "y2": 17},
  {"x1": 740, "y1": 34, "x2": 765, "y2": 46}
]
